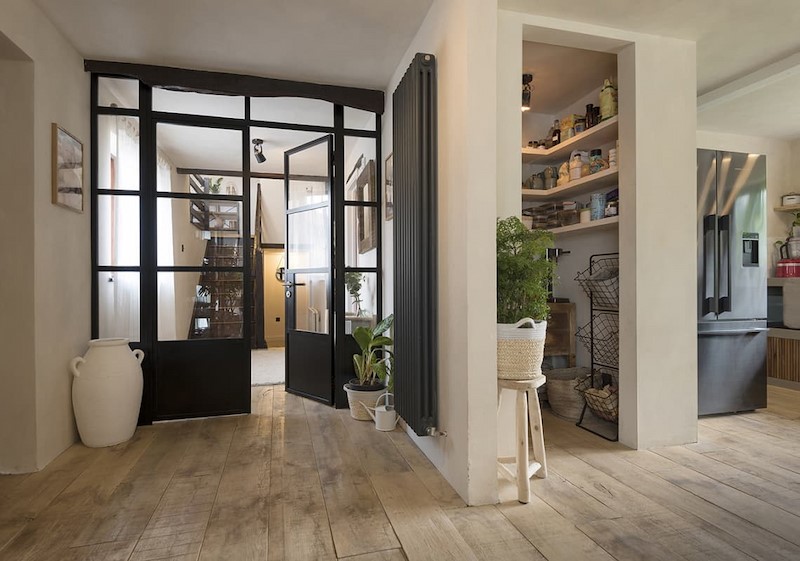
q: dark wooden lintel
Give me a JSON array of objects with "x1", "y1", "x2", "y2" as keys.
[{"x1": 85, "y1": 60, "x2": 384, "y2": 114}]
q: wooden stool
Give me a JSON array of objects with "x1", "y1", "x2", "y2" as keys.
[{"x1": 497, "y1": 377, "x2": 548, "y2": 503}]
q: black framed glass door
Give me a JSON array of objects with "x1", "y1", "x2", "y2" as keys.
[
  {"x1": 284, "y1": 135, "x2": 334, "y2": 403},
  {"x1": 152, "y1": 120, "x2": 250, "y2": 419}
]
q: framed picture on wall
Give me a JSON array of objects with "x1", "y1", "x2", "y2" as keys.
[
  {"x1": 385, "y1": 153, "x2": 394, "y2": 221},
  {"x1": 51, "y1": 123, "x2": 84, "y2": 213}
]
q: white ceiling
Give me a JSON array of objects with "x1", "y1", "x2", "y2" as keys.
[
  {"x1": 503, "y1": 0, "x2": 800, "y2": 140},
  {"x1": 32, "y1": 0, "x2": 433, "y2": 90},
  {"x1": 34, "y1": 0, "x2": 800, "y2": 140},
  {"x1": 523, "y1": 42, "x2": 616, "y2": 114}
]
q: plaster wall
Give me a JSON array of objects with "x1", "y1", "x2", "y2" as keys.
[
  {"x1": 0, "y1": 54, "x2": 37, "y2": 473},
  {"x1": 382, "y1": 0, "x2": 499, "y2": 505},
  {"x1": 0, "y1": 0, "x2": 90, "y2": 470},
  {"x1": 497, "y1": 11, "x2": 698, "y2": 450}
]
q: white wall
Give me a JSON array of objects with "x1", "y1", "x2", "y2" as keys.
[
  {"x1": 497, "y1": 11, "x2": 698, "y2": 450},
  {"x1": 697, "y1": 130, "x2": 793, "y2": 272},
  {"x1": 0, "y1": 0, "x2": 91, "y2": 471},
  {"x1": 0, "y1": 53, "x2": 37, "y2": 473},
  {"x1": 383, "y1": 0, "x2": 499, "y2": 505}
]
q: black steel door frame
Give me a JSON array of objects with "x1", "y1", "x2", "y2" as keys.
[{"x1": 90, "y1": 66, "x2": 382, "y2": 419}]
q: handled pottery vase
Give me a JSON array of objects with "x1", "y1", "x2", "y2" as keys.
[{"x1": 70, "y1": 338, "x2": 144, "y2": 447}]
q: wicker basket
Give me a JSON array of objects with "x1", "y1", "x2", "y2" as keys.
[
  {"x1": 545, "y1": 367, "x2": 590, "y2": 421},
  {"x1": 497, "y1": 319, "x2": 547, "y2": 380}
]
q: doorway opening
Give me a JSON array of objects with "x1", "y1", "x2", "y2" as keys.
[{"x1": 90, "y1": 64, "x2": 383, "y2": 420}]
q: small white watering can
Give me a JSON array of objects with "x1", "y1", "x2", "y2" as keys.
[{"x1": 362, "y1": 393, "x2": 399, "y2": 431}]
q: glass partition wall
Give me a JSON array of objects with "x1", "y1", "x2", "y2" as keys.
[{"x1": 92, "y1": 73, "x2": 381, "y2": 420}]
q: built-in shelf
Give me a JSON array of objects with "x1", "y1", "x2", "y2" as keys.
[
  {"x1": 522, "y1": 116, "x2": 618, "y2": 165},
  {"x1": 769, "y1": 277, "x2": 800, "y2": 287},
  {"x1": 522, "y1": 168, "x2": 619, "y2": 202},
  {"x1": 548, "y1": 215, "x2": 619, "y2": 236},
  {"x1": 774, "y1": 204, "x2": 800, "y2": 213}
]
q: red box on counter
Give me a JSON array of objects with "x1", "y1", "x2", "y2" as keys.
[{"x1": 776, "y1": 259, "x2": 800, "y2": 278}]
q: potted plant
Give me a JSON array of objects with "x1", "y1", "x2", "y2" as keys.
[
  {"x1": 345, "y1": 271, "x2": 365, "y2": 316},
  {"x1": 344, "y1": 314, "x2": 394, "y2": 419},
  {"x1": 496, "y1": 217, "x2": 554, "y2": 380}
]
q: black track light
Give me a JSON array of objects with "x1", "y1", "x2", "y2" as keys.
[
  {"x1": 253, "y1": 138, "x2": 266, "y2": 164},
  {"x1": 522, "y1": 73, "x2": 533, "y2": 112}
]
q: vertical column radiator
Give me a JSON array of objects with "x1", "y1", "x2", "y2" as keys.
[{"x1": 393, "y1": 53, "x2": 438, "y2": 437}]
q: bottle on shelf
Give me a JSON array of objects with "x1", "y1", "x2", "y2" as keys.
[
  {"x1": 585, "y1": 104, "x2": 595, "y2": 128},
  {"x1": 551, "y1": 119, "x2": 561, "y2": 146}
]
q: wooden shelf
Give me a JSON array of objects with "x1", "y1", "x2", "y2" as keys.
[
  {"x1": 522, "y1": 116, "x2": 618, "y2": 165},
  {"x1": 774, "y1": 204, "x2": 800, "y2": 213},
  {"x1": 522, "y1": 168, "x2": 618, "y2": 202},
  {"x1": 548, "y1": 215, "x2": 619, "y2": 236}
]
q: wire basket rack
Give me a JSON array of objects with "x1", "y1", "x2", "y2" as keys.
[
  {"x1": 575, "y1": 312, "x2": 619, "y2": 369},
  {"x1": 575, "y1": 369, "x2": 619, "y2": 422},
  {"x1": 574, "y1": 256, "x2": 619, "y2": 311}
]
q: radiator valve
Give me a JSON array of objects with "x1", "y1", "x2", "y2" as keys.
[{"x1": 426, "y1": 427, "x2": 447, "y2": 437}]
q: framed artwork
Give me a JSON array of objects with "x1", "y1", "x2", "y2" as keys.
[
  {"x1": 385, "y1": 153, "x2": 394, "y2": 221},
  {"x1": 51, "y1": 123, "x2": 84, "y2": 212},
  {"x1": 346, "y1": 159, "x2": 377, "y2": 254}
]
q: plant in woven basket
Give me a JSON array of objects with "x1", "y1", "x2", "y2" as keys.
[
  {"x1": 496, "y1": 217, "x2": 555, "y2": 323},
  {"x1": 496, "y1": 217, "x2": 554, "y2": 380}
]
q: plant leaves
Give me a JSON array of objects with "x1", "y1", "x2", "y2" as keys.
[
  {"x1": 369, "y1": 336, "x2": 393, "y2": 349},
  {"x1": 373, "y1": 314, "x2": 394, "y2": 336},
  {"x1": 352, "y1": 327, "x2": 372, "y2": 352}
]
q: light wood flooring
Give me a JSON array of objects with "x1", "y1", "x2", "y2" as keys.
[{"x1": 0, "y1": 385, "x2": 799, "y2": 561}]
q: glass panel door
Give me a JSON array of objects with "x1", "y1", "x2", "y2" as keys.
[
  {"x1": 153, "y1": 122, "x2": 250, "y2": 419},
  {"x1": 285, "y1": 135, "x2": 334, "y2": 403}
]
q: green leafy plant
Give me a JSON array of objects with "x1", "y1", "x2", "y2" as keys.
[
  {"x1": 352, "y1": 314, "x2": 394, "y2": 387},
  {"x1": 345, "y1": 272, "x2": 364, "y2": 315},
  {"x1": 207, "y1": 177, "x2": 223, "y2": 194},
  {"x1": 496, "y1": 217, "x2": 555, "y2": 323}
]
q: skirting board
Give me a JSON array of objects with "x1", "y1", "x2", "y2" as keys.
[{"x1": 768, "y1": 376, "x2": 800, "y2": 391}]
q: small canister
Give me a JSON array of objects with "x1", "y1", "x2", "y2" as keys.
[
  {"x1": 579, "y1": 207, "x2": 591, "y2": 224},
  {"x1": 782, "y1": 193, "x2": 800, "y2": 206},
  {"x1": 590, "y1": 193, "x2": 606, "y2": 220}
]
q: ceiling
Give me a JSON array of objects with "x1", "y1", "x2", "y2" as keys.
[
  {"x1": 523, "y1": 42, "x2": 616, "y2": 114},
  {"x1": 34, "y1": 0, "x2": 800, "y2": 140},
  {"x1": 32, "y1": 0, "x2": 434, "y2": 90},
  {"x1": 503, "y1": 0, "x2": 800, "y2": 140}
]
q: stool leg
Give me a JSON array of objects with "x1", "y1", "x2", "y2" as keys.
[
  {"x1": 516, "y1": 390, "x2": 530, "y2": 503},
  {"x1": 527, "y1": 388, "x2": 547, "y2": 479},
  {"x1": 497, "y1": 384, "x2": 504, "y2": 414}
]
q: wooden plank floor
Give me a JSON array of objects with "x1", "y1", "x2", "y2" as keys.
[{"x1": 0, "y1": 385, "x2": 798, "y2": 560}]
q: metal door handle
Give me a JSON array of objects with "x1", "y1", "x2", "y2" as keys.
[
  {"x1": 702, "y1": 214, "x2": 716, "y2": 315},
  {"x1": 699, "y1": 328, "x2": 768, "y2": 336},
  {"x1": 718, "y1": 214, "x2": 732, "y2": 313}
]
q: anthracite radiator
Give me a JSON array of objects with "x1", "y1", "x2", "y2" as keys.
[{"x1": 392, "y1": 53, "x2": 438, "y2": 437}]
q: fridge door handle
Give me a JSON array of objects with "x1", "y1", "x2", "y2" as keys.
[
  {"x1": 698, "y1": 328, "x2": 769, "y2": 336},
  {"x1": 718, "y1": 214, "x2": 732, "y2": 313},
  {"x1": 702, "y1": 214, "x2": 717, "y2": 315}
]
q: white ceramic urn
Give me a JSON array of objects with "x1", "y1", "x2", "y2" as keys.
[{"x1": 70, "y1": 338, "x2": 144, "y2": 448}]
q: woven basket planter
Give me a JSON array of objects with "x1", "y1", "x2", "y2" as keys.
[
  {"x1": 343, "y1": 383, "x2": 387, "y2": 421},
  {"x1": 497, "y1": 319, "x2": 547, "y2": 380},
  {"x1": 545, "y1": 367, "x2": 590, "y2": 421}
]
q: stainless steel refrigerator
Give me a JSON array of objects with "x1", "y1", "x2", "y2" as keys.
[{"x1": 697, "y1": 149, "x2": 768, "y2": 416}]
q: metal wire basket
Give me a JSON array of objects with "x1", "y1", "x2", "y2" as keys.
[
  {"x1": 575, "y1": 313, "x2": 619, "y2": 369},
  {"x1": 574, "y1": 256, "x2": 619, "y2": 311}
]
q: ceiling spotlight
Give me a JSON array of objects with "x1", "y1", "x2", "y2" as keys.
[
  {"x1": 522, "y1": 73, "x2": 533, "y2": 112},
  {"x1": 253, "y1": 138, "x2": 266, "y2": 164}
]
